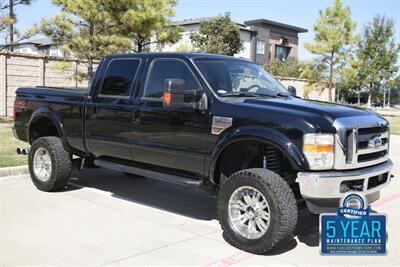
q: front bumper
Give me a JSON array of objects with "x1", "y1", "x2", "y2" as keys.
[{"x1": 297, "y1": 160, "x2": 393, "y2": 214}]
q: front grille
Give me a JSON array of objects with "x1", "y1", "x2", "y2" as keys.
[
  {"x1": 333, "y1": 115, "x2": 389, "y2": 169},
  {"x1": 358, "y1": 150, "x2": 387, "y2": 162},
  {"x1": 358, "y1": 125, "x2": 388, "y2": 135},
  {"x1": 345, "y1": 125, "x2": 389, "y2": 167}
]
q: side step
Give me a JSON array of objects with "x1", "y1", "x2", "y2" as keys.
[{"x1": 93, "y1": 159, "x2": 202, "y2": 187}]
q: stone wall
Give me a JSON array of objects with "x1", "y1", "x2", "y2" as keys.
[{"x1": 0, "y1": 52, "x2": 92, "y2": 116}]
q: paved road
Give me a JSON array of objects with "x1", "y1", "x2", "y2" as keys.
[{"x1": 1, "y1": 136, "x2": 399, "y2": 266}]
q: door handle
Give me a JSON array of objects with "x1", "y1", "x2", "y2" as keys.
[
  {"x1": 88, "y1": 105, "x2": 97, "y2": 119},
  {"x1": 133, "y1": 109, "x2": 140, "y2": 123}
]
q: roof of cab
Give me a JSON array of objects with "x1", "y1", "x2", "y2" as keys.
[{"x1": 105, "y1": 52, "x2": 243, "y2": 60}]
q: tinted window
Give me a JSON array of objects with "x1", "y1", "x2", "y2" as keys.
[
  {"x1": 100, "y1": 59, "x2": 140, "y2": 96},
  {"x1": 144, "y1": 59, "x2": 201, "y2": 98}
]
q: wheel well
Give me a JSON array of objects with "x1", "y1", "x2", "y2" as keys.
[
  {"x1": 214, "y1": 140, "x2": 297, "y2": 185},
  {"x1": 29, "y1": 117, "x2": 60, "y2": 144}
]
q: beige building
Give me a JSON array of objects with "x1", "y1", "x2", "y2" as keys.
[
  {"x1": 156, "y1": 17, "x2": 307, "y2": 65},
  {"x1": 244, "y1": 19, "x2": 307, "y2": 65}
]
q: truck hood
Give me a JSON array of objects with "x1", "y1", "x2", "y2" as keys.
[{"x1": 241, "y1": 97, "x2": 376, "y2": 122}]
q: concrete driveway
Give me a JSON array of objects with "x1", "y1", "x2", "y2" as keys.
[{"x1": 1, "y1": 136, "x2": 399, "y2": 266}]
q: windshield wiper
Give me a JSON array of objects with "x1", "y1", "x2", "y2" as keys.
[
  {"x1": 221, "y1": 92, "x2": 276, "y2": 97},
  {"x1": 276, "y1": 92, "x2": 289, "y2": 97}
]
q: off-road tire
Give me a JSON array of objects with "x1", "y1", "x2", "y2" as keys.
[
  {"x1": 28, "y1": 136, "x2": 72, "y2": 191},
  {"x1": 217, "y1": 168, "x2": 297, "y2": 254}
]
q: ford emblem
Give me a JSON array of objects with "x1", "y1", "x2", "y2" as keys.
[{"x1": 368, "y1": 136, "x2": 382, "y2": 149}]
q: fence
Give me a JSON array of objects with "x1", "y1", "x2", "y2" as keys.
[
  {"x1": 0, "y1": 52, "x2": 91, "y2": 116},
  {"x1": 0, "y1": 52, "x2": 334, "y2": 116}
]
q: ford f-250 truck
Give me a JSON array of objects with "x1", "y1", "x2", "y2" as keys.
[{"x1": 13, "y1": 53, "x2": 393, "y2": 254}]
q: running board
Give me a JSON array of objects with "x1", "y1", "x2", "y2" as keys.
[{"x1": 93, "y1": 159, "x2": 202, "y2": 187}]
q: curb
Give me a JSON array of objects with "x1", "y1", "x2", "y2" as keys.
[{"x1": 0, "y1": 165, "x2": 29, "y2": 177}]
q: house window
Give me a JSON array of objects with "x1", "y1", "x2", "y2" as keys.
[
  {"x1": 275, "y1": 45, "x2": 291, "y2": 61},
  {"x1": 256, "y1": 40, "x2": 265, "y2": 55},
  {"x1": 50, "y1": 46, "x2": 58, "y2": 56},
  {"x1": 180, "y1": 32, "x2": 191, "y2": 44}
]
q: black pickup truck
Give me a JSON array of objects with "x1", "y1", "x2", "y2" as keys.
[{"x1": 13, "y1": 52, "x2": 393, "y2": 254}]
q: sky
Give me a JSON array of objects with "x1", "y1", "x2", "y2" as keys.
[{"x1": 12, "y1": 0, "x2": 400, "y2": 60}]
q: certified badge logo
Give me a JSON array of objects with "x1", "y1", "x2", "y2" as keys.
[
  {"x1": 320, "y1": 192, "x2": 387, "y2": 255},
  {"x1": 338, "y1": 193, "x2": 369, "y2": 219}
]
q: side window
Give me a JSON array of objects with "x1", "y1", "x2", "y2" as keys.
[
  {"x1": 144, "y1": 59, "x2": 202, "y2": 99},
  {"x1": 99, "y1": 59, "x2": 141, "y2": 97}
]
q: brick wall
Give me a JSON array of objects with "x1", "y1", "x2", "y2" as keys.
[{"x1": 0, "y1": 52, "x2": 93, "y2": 116}]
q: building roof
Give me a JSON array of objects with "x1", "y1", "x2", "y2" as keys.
[
  {"x1": 13, "y1": 38, "x2": 56, "y2": 47},
  {"x1": 244, "y1": 19, "x2": 308, "y2": 33},
  {"x1": 173, "y1": 17, "x2": 255, "y2": 32}
]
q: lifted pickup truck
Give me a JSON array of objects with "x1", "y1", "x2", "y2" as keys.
[{"x1": 13, "y1": 52, "x2": 393, "y2": 254}]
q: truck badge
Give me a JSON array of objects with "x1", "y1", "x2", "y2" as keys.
[
  {"x1": 212, "y1": 116, "x2": 233, "y2": 135},
  {"x1": 368, "y1": 136, "x2": 382, "y2": 149}
]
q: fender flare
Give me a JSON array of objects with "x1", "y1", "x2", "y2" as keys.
[
  {"x1": 28, "y1": 107, "x2": 72, "y2": 152},
  {"x1": 209, "y1": 125, "x2": 308, "y2": 183}
]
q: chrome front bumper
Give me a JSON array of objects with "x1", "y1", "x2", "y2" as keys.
[{"x1": 298, "y1": 160, "x2": 393, "y2": 214}]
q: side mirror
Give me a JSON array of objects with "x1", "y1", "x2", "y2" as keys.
[
  {"x1": 287, "y1": 85, "x2": 296, "y2": 96},
  {"x1": 162, "y1": 79, "x2": 208, "y2": 111},
  {"x1": 162, "y1": 79, "x2": 186, "y2": 109}
]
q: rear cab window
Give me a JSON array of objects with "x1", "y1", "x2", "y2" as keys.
[{"x1": 98, "y1": 58, "x2": 141, "y2": 98}]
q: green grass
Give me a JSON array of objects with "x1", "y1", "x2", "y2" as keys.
[
  {"x1": 385, "y1": 116, "x2": 400, "y2": 135},
  {"x1": 0, "y1": 117, "x2": 28, "y2": 168}
]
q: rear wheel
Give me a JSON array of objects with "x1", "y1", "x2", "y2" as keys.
[
  {"x1": 217, "y1": 168, "x2": 297, "y2": 254},
  {"x1": 28, "y1": 137, "x2": 72, "y2": 191}
]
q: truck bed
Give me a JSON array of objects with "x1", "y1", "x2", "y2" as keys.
[{"x1": 14, "y1": 86, "x2": 89, "y2": 153}]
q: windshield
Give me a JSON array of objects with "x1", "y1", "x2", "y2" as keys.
[{"x1": 194, "y1": 58, "x2": 289, "y2": 97}]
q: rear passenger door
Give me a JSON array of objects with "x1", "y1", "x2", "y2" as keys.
[{"x1": 85, "y1": 58, "x2": 142, "y2": 160}]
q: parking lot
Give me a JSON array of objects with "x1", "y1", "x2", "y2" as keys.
[{"x1": 1, "y1": 136, "x2": 399, "y2": 266}]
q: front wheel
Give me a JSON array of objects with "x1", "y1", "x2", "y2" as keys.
[
  {"x1": 28, "y1": 136, "x2": 72, "y2": 192},
  {"x1": 217, "y1": 168, "x2": 297, "y2": 254}
]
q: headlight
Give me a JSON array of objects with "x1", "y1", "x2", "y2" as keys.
[{"x1": 303, "y1": 133, "x2": 334, "y2": 170}]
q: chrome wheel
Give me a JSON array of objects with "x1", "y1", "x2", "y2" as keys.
[
  {"x1": 228, "y1": 186, "x2": 271, "y2": 239},
  {"x1": 33, "y1": 147, "x2": 52, "y2": 182}
]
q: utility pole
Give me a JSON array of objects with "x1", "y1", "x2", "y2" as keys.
[{"x1": 9, "y1": 0, "x2": 14, "y2": 51}]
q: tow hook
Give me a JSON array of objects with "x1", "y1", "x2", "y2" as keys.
[{"x1": 16, "y1": 147, "x2": 30, "y2": 155}]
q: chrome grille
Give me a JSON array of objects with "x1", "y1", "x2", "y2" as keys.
[{"x1": 333, "y1": 115, "x2": 389, "y2": 170}]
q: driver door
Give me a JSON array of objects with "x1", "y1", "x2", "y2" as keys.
[{"x1": 130, "y1": 57, "x2": 210, "y2": 176}]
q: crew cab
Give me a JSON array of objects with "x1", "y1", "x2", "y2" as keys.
[{"x1": 13, "y1": 53, "x2": 393, "y2": 254}]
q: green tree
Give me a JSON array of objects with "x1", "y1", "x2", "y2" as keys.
[
  {"x1": 387, "y1": 75, "x2": 400, "y2": 105},
  {"x1": 299, "y1": 60, "x2": 327, "y2": 98},
  {"x1": 358, "y1": 15, "x2": 400, "y2": 107},
  {"x1": 336, "y1": 57, "x2": 362, "y2": 103},
  {"x1": 37, "y1": 0, "x2": 132, "y2": 80},
  {"x1": 0, "y1": 0, "x2": 33, "y2": 47},
  {"x1": 265, "y1": 58, "x2": 302, "y2": 78},
  {"x1": 106, "y1": 0, "x2": 181, "y2": 53},
  {"x1": 174, "y1": 43, "x2": 191, "y2": 52},
  {"x1": 190, "y1": 14, "x2": 243, "y2": 56},
  {"x1": 305, "y1": 0, "x2": 357, "y2": 102}
]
